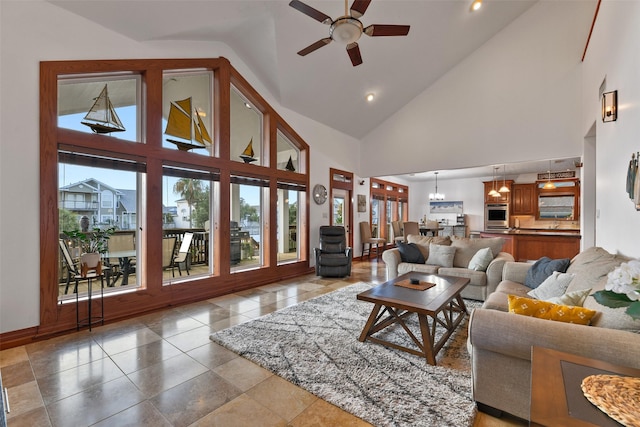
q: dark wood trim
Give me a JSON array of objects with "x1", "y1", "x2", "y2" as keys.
[
  {"x1": 329, "y1": 168, "x2": 354, "y2": 247},
  {"x1": 582, "y1": 0, "x2": 602, "y2": 62}
]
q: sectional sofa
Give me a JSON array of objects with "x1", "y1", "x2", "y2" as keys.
[
  {"x1": 468, "y1": 247, "x2": 640, "y2": 420},
  {"x1": 382, "y1": 234, "x2": 514, "y2": 301}
]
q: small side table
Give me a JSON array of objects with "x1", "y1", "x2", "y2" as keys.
[
  {"x1": 530, "y1": 346, "x2": 640, "y2": 427},
  {"x1": 76, "y1": 273, "x2": 105, "y2": 331}
]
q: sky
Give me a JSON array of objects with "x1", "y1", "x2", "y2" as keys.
[{"x1": 58, "y1": 106, "x2": 263, "y2": 207}]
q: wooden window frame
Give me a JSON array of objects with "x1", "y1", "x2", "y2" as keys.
[{"x1": 37, "y1": 58, "x2": 311, "y2": 339}]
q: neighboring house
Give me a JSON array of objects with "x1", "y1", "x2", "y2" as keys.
[
  {"x1": 174, "y1": 199, "x2": 193, "y2": 229},
  {"x1": 58, "y1": 179, "x2": 136, "y2": 230},
  {"x1": 163, "y1": 205, "x2": 178, "y2": 229}
]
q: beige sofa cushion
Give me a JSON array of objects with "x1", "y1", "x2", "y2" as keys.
[
  {"x1": 450, "y1": 237, "x2": 504, "y2": 268},
  {"x1": 565, "y1": 247, "x2": 631, "y2": 293},
  {"x1": 398, "y1": 263, "x2": 440, "y2": 276},
  {"x1": 438, "y1": 267, "x2": 487, "y2": 287},
  {"x1": 407, "y1": 235, "x2": 451, "y2": 260}
]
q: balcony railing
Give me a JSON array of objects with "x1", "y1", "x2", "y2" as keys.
[{"x1": 59, "y1": 200, "x2": 99, "y2": 210}]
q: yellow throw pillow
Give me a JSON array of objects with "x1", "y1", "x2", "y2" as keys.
[{"x1": 507, "y1": 295, "x2": 597, "y2": 325}]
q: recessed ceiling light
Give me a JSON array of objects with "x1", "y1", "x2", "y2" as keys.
[
  {"x1": 470, "y1": 0, "x2": 482, "y2": 11},
  {"x1": 244, "y1": 102, "x2": 252, "y2": 109},
  {"x1": 366, "y1": 93, "x2": 375, "y2": 102}
]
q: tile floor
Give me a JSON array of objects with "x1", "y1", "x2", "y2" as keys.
[{"x1": 1, "y1": 259, "x2": 527, "y2": 427}]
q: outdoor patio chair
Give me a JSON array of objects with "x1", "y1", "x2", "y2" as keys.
[
  {"x1": 173, "y1": 232, "x2": 194, "y2": 277},
  {"x1": 162, "y1": 236, "x2": 177, "y2": 272},
  {"x1": 59, "y1": 239, "x2": 108, "y2": 294}
]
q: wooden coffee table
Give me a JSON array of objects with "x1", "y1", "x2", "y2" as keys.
[{"x1": 357, "y1": 272, "x2": 470, "y2": 365}]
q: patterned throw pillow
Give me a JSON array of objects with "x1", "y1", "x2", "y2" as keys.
[
  {"x1": 426, "y1": 244, "x2": 456, "y2": 268},
  {"x1": 396, "y1": 242, "x2": 425, "y2": 264},
  {"x1": 508, "y1": 295, "x2": 597, "y2": 325}
]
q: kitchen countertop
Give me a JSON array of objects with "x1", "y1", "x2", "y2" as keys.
[{"x1": 479, "y1": 229, "x2": 581, "y2": 237}]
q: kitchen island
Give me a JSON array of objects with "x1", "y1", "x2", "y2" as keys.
[{"x1": 480, "y1": 229, "x2": 580, "y2": 262}]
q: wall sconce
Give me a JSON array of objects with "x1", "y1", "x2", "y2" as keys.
[{"x1": 602, "y1": 90, "x2": 617, "y2": 122}]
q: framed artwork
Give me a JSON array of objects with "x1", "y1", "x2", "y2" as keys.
[
  {"x1": 357, "y1": 194, "x2": 367, "y2": 212},
  {"x1": 429, "y1": 201, "x2": 463, "y2": 214}
]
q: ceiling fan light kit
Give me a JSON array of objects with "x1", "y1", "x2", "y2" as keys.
[{"x1": 289, "y1": 0, "x2": 410, "y2": 67}]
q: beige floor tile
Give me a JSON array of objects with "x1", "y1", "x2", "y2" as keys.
[
  {"x1": 245, "y1": 375, "x2": 317, "y2": 422},
  {"x1": 177, "y1": 303, "x2": 232, "y2": 325},
  {"x1": 144, "y1": 312, "x2": 205, "y2": 338},
  {"x1": 46, "y1": 376, "x2": 145, "y2": 427},
  {"x1": 150, "y1": 371, "x2": 242, "y2": 427},
  {"x1": 92, "y1": 400, "x2": 173, "y2": 427},
  {"x1": 289, "y1": 399, "x2": 373, "y2": 427},
  {"x1": 5, "y1": 381, "x2": 44, "y2": 420},
  {"x1": 26, "y1": 334, "x2": 107, "y2": 379},
  {"x1": 209, "y1": 314, "x2": 252, "y2": 332},
  {"x1": 189, "y1": 393, "x2": 287, "y2": 427},
  {"x1": 186, "y1": 342, "x2": 239, "y2": 370},
  {"x1": 127, "y1": 353, "x2": 208, "y2": 398},
  {"x1": 0, "y1": 346, "x2": 29, "y2": 368},
  {"x1": 1, "y1": 360, "x2": 35, "y2": 388},
  {"x1": 37, "y1": 356, "x2": 124, "y2": 404},
  {"x1": 5, "y1": 406, "x2": 51, "y2": 427},
  {"x1": 213, "y1": 357, "x2": 272, "y2": 392},
  {"x1": 93, "y1": 326, "x2": 163, "y2": 355},
  {"x1": 110, "y1": 339, "x2": 183, "y2": 374},
  {"x1": 164, "y1": 325, "x2": 216, "y2": 352}
]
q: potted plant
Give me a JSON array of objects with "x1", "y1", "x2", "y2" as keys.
[
  {"x1": 63, "y1": 226, "x2": 115, "y2": 255},
  {"x1": 63, "y1": 227, "x2": 115, "y2": 277}
]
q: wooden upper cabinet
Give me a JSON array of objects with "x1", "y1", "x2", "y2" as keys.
[
  {"x1": 484, "y1": 180, "x2": 512, "y2": 204},
  {"x1": 512, "y1": 183, "x2": 536, "y2": 215}
]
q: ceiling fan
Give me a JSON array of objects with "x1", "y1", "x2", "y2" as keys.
[{"x1": 289, "y1": 0, "x2": 410, "y2": 66}]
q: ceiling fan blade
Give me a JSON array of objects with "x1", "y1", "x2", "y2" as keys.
[
  {"x1": 289, "y1": 0, "x2": 332, "y2": 24},
  {"x1": 297, "y1": 38, "x2": 332, "y2": 56},
  {"x1": 364, "y1": 24, "x2": 410, "y2": 37},
  {"x1": 350, "y1": 0, "x2": 372, "y2": 19},
  {"x1": 347, "y1": 42, "x2": 363, "y2": 66}
]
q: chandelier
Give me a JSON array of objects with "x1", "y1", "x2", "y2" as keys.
[{"x1": 429, "y1": 172, "x2": 445, "y2": 200}]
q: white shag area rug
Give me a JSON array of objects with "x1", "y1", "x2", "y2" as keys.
[{"x1": 210, "y1": 282, "x2": 480, "y2": 427}]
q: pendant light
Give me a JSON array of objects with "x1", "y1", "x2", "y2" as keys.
[
  {"x1": 498, "y1": 164, "x2": 510, "y2": 193},
  {"x1": 488, "y1": 167, "x2": 500, "y2": 197},
  {"x1": 543, "y1": 160, "x2": 556, "y2": 189},
  {"x1": 429, "y1": 172, "x2": 445, "y2": 200}
]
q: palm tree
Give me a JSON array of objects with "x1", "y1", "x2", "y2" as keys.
[{"x1": 173, "y1": 178, "x2": 203, "y2": 228}]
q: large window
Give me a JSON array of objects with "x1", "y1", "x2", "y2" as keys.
[
  {"x1": 230, "y1": 177, "x2": 266, "y2": 272},
  {"x1": 40, "y1": 59, "x2": 310, "y2": 335},
  {"x1": 58, "y1": 157, "x2": 143, "y2": 300},
  {"x1": 370, "y1": 178, "x2": 409, "y2": 242}
]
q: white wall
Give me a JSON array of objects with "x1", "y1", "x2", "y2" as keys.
[
  {"x1": 581, "y1": 1, "x2": 640, "y2": 257},
  {"x1": 360, "y1": 1, "x2": 595, "y2": 178},
  {"x1": 0, "y1": 0, "x2": 359, "y2": 334}
]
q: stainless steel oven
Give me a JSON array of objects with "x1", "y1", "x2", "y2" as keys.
[{"x1": 485, "y1": 203, "x2": 509, "y2": 229}]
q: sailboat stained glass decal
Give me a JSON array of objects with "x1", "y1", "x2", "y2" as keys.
[
  {"x1": 164, "y1": 97, "x2": 212, "y2": 151},
  {"x1": 240, "y1": 138, "x2": 257, "y2": 163},
  {"x1": 81, "y1": 84, "x2": 126, "y2": 134}
]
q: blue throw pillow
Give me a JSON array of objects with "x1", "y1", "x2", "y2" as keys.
[
  {"x1": 397, "y1": 242, "x2": 425, "y2": 263},
  {"x1": 524, "y1": 257, "x2": 571, "y2": 289}
]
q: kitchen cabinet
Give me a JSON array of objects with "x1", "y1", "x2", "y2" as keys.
[
  {"x1": 480, "y1": 231, "x2": 580, "y2": 262},
  {"x1": 511, "y1": 183, "x2": 536, "y2": 216},
  {"x1": 484, "y1": 181, "x2": 512, "y2": 204}
]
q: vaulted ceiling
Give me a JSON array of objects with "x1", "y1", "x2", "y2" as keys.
[{"x1": 48, "y1": 0, "x2": 541, "y2": 139}]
